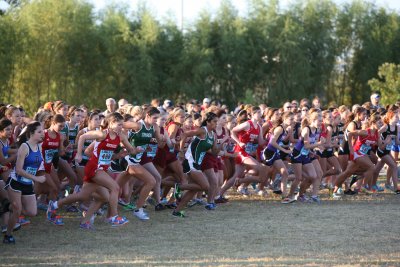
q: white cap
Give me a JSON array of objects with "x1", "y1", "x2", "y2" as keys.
[{"x1": 203, "y1": 98, "x2": 211, "y2": 104}]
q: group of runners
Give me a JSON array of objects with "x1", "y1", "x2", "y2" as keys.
[{"x1": 1, "y1": 93, "x2": 399, "y2": 244}]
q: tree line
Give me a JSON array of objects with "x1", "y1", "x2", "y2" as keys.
[{"x1": 1, "y1": 0, "x2": 400, "y2": 114}]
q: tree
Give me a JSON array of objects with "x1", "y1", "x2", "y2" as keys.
[{"x1": 368, "y1": 63, "x2": 400, "y2": 105}]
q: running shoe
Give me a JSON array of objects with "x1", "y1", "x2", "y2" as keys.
[
  {"x1": 297, "y1": 195, "x2": 311, "y2": 203},
  {"x1": 155, "y1": 203, "x2": 166, "y2": 211},
  {"x1": 133, "y1": 209, "x2": 149, "y2": 220},
  {"x1": 281, "y1": 196, "x2": 296, "y2": 204},
  {"x1": 118, "y1": 198, "x2": 130, "y2": 207},
  {"x1": 123, "y1": 203, "x2": 136, "y2": 211},
  {"x1": 395, "y1": 190, "x2": 400, "y2": 195},
  {"x1": 79, "y1": 221, "x2": 95, "y2": 230},
  {"x1": 344, "y1": 189, "x2": 357, "y2": 195},
  {"x1": 160, "y1": 198, "x2": 169, "y2": 205},
  {"x1": 385, "y1": 184, "x2": 394, "y2": 191},
  {"x1": 65, "y1": 205, "x2": 80, "y2": 213},
  {"x1": 165, "y1": 203, "x2": 177, "y2": 209},
  {"x1": 332, "y1": 192, "x2": 342, "y2": 200},
  {"x1": 237, "y1": 187, "x2": 250, "y2": 196},
  {"x1": 372, "y1": 184, "x2": 384, "y2": 192},
  {"x1": 205, "y1": 203, "x2": 216, "y2": 210},
  {"x1": 359, "y1": 187, "x2": 373, "y2": 195},
  {"x1": 107, "y1": 215, "x2": 129, "y2": 226},
  {"x1": 18, "y1": 216, "x2": 30, "y2": 226},
  {"x1": 310, "y1": 196, "x2": 321, "y2": 204},
  {"x1": 3, "y1": 235, "x2": 15, "y2": 244},
  {"x1": 1, "y1": 223, "x2": 21, "y2": 233},
  {"x1": 349, "y1": 175, "x2": 360, "y2": 187},
  {"x1": 173, "y1": 183, "x2": 182, "y2": 201},
  {"x1": 337, "y1": 187, "x2": 344, "y2": 194},
  {"x1": 49, "y1": 215, "x2": 64, "y2": 226},
  {"x1": 82, "y1": 211, "x2": 97, "y2": 224},
  {"x1": 172, "y1": 210, "x2": 186, "y2": 218},
  {"x1": 214, "y1": 196, "x2": 229, "y2": 204},
  {"x1": 46, "y1": 200, "x2": 57, "y2": 219}
]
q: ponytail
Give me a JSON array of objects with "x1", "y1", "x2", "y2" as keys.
[
  {"x1": 17, "y1": 121, "x2": 41, "y2": 147},
  {"x1": 201, "y1": 112, "x2": 217, "y2": 127}
]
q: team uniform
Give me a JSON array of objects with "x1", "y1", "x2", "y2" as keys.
[
  {"x1": 291, "y1": 126, "x2": 317, "y2": 165},
  {"x1": 262, "y1": 125, "x2": 286, "y2": 166},
  {"x1": 351, "y1": 129, "x2": 378, "y2": 161},
  {"x1": 84, "y1": 131, "x2": 120, "y2": 182},
  {"x1": 183, "y1": 127, "x2": 215, "y2": 173},
  {"x1": 0, "y1": 139, "x2": 12, "y2": 173},
  {"x1": 6, "y1": 143, "x2": 44, "y2": 195},
  {"x1": 41, "y1": 130, "x2": 61, "y2": 173},
  {"x1": 123, "y1": 120, "x2": 155, "y2": 167},
  {"x1": 62, "y1": 123, "x2": 79, "y2": 163},
  {"x1": 339, "y1": 121, "x2": 361, "y2": 156},
  {"x1": 153, "y1": 127, "x2": 178, "y2": 169},
  {"x1": 377, "y1": 124, "x2": 397, "y2": 158},
  {"x1": 234, "y1": 120, "x2": 260, "y2": 164}
]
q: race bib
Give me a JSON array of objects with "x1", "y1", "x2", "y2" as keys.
[
  {"x1": 98, "y1": 150, "x2": 113, "y2": 166},
  {"x1": 198, "y1": 152, "x2": 206, "y2": 165},
  {"x1": 245, "y1": 143, "x2": 257, "y2": 154},
  {"x1": 300, "y1": 147, "x2": 310, "y2": 156},
  {"x1": 44, "y1": 149, "x2": 57, "y2": 164},
  {"x1": 359, "y1": 144, "x2": 370, "y2": 155},
  {"x1": 147, "y1": 144, "x2": 158, "y2": 158},
  {"x1": 386, "y1": 139, "x2": 395, "y2": 151},
  {"x1": 20, "y1": 166, "x2": 37, "y2": 183}
]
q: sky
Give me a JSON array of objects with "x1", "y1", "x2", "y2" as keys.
[
  {"x1": 1, "y1": 0, "x2": 399, "y2": 27},
  {"x1": 87, "y1": 0, "x2": 400, "y2": 28}
]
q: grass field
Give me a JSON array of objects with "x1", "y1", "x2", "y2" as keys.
[{"x1": 1, "y1": 187, "x2": 400, "y2": 266}]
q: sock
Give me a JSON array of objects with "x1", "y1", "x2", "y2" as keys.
[{"x1": 53, "y1": 201, "x2": 58, "y2": 209}]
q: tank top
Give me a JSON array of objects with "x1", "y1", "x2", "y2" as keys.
[
  {"x1": 65, "y1": 123, "x2": 79, "y2": 158},
  {"x1": 13, "y1": 143, "x2": 43, "y2": 185},
  {"x1": 353, "y1": 129, "x2": 378, "y2": 155},
  {"x1": 237, "y1": 120, "x2": 260, "y2": 154},
  {"x1": 81, "y1": 127, "x2": 97, "y2": 160},
  {"x1": 91, "y1": 131, "x2": 120, "y2": 168},
  {"x1": 128, "y1": 120, "x2": 155, "y2": 162},
  {"x1": 381, "y1": 124, "x2": 397, "y2": 151},
  {"x1": 185, "y1": 127, "x2": 214, "y2": 165},
  {"x1": 0, "y1": 139, "x2": 10, "y2": 160},
  {"x1": 266, "y1": 125, "x2": 286, "y2": 152},
  {"x1": 41, "y1": 130, "x2": 60, "y2": 165},
  {"x1": 294, "y1": 126, "x2": 317, "y2": 156},
  {"x1": 166, "y1": 121, "x2": 184, "y2": 151}
]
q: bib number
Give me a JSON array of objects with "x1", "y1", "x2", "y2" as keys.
[
  {"x1": 359, "y1": 144, "x2": 370, "y2": 155},
  {"x1": 20, "y1": 167, "x2": 37, "y2": 183},
  {"x1": 99, "y1": 150, "x2": 113, "y2": 166},
  {"x1": 300, "y1": 147, "x2": 310, "y2": 156},
  {"x1": 45, "y1": 149, "x2": 57, "y2": 164},
  {"x1": 147, "y1": 144, "x2": 158, "y2": 158}
]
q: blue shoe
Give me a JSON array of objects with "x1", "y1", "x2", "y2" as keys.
[
  {"x1": 374, "y1": 184, "x2": 384, "y2": 192},
  {"x1": 18, "y1": 216, "x2": 30, "y2": 226},
  {"x1": 205, "y1": 203, "x2": 216, "y2": 210},
  {"x1": 107, "y1": 215, "x2": 129, "y2": 226},
  {"x1": 79, "y1": 221, "x2": 95, "y2": 230},
  {"x1": 49, "y1": 215, "x2": 64, "y2": 226}
]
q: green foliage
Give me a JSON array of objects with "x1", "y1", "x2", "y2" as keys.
[
  {"x1": 368, "y1": 63, "x2": 400, "y2": 105},
  {"x1": 0, "y1": 0, "x2": 400, "y2": 114}
]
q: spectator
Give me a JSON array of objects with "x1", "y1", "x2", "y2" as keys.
[
  {"x1": 370, "y1": 92, "x2": 382, "y2": 109},
  {"x1": 104, "y1": 98, "x2": 116, "y2": 116}
]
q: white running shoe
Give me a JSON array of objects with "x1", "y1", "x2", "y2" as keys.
[{"x1": 133, "y1": 208, "x2": 149, "y2": 220}]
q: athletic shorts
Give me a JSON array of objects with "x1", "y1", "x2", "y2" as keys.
[
  {"x1": 338, "y1": 141, "x2": 350, "y2": 156},
  {"x1": 83, "y1": 160, "x2": 110, "y2": 183},
  {"x1": 291, "y1": 149, "x2": 311, "y2": 165},
  {"x1": 5, "y1": 178, "x2": 35, "y2": 196},
  {"x1": 201, "y1": 153, "x2": 219, "y2": 172},
  {"x1": 182, "y1": 159, "x2": 201, "y2": 174},
  {"x1": 377, "y1": 148, "x2": 391, "y2": 158},
  {"x1": 262, "y1": 149, "x2": 281, "y2": 166},
  {"x1": 391, "y1": 145, "x2": 400, "y2": 152},
  {"x1": 140, "y1": 153, "x2": 154, "y2": 165},
  {"x1": 320, "y1": 149, "x2": 334, "y2": 159},
  {"x1": 153, "y1": 148, "x2": 178, "y2": 169}
]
